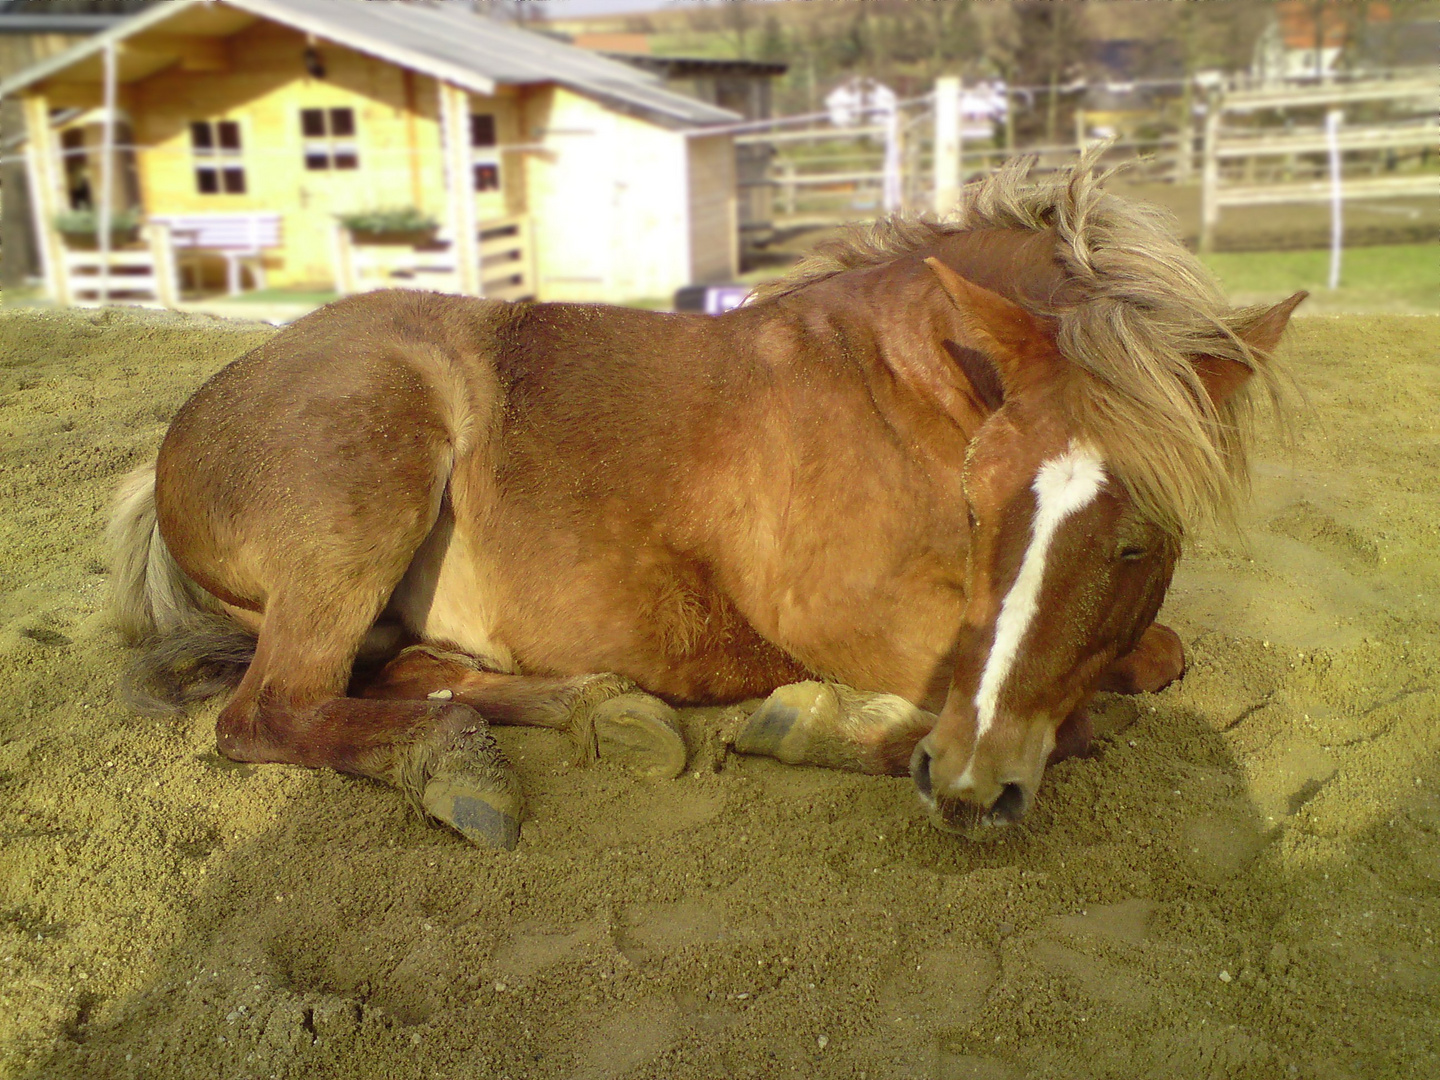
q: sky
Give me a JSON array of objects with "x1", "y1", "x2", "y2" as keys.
[
  {"x1": 518, "y1": 0, "x2": 763, "y2": 20},
  {"x1": 523, "y1": 0, "x2": 706, "y2": 17}
]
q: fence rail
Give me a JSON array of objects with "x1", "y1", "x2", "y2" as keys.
[
  {"x1": 57, "y1": 228, "x2": 178, "y2": 306},
  {"x1": 1214, "y1": 174, "x2": 1436, "y2": 208},
  {"x1": 1214, "y1": 121, "x2": 1437, "y2": 158},
  {"x1": 334, "y1": 214, "x2": 534, "y2": 301},
  {"x1": 1220, "y1": 76, "x2": 1436, "y2": 112},
  {"x1": 1199, "y1": 74, "x2": 1437, "y2": 250}
]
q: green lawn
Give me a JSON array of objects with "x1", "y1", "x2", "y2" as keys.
[
  {"x1": 1200, "y1": 243, "x2": 1439, "y2": 314},
  {"x1": 227, "y1": 287, "x2": 339, "y2": 305}
]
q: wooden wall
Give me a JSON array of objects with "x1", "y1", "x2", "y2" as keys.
[
  {"x1": 37, "y1": 21, "x2": 527, "y2": 288},
  {"x1": 129, "y1": 22, "x2": 444, "y2": 287},
  {"x1": 521, "y1": 84, "x2": 730, "y2": 304},
  {"x1": 686, "y1": 134, "x2": 738, "y2": 285}
]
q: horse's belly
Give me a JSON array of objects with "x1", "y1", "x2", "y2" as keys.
[
  {"x1": 386, "y1": 507, "x2": 809, "y2": 701},
  {"x1": 387, "y1": 511, "x2": 518, "y2": 674}
]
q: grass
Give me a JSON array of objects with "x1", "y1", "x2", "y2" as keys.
[
  {"x1": 1200, "y1": 243, "x2": 1439, "y2": 314},
  {"x1": 225, "y1": 288, "x2": 339, "y2": 306}
]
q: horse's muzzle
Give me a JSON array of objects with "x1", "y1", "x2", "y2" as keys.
[{"x1": 909, "y1": 741, "x2": 1031, "y2": 835}]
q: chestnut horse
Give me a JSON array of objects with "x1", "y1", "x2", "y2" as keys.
[{"x1": 109, "y1": 157, "x2": 1303, "y2": 848}]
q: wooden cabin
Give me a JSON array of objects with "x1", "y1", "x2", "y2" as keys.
[{"x1": 0, "y1": 0, "x2": 743, "y2": 306}]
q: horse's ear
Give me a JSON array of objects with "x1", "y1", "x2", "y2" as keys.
[
  {"x1": 1193, "y1": 290, "x2": 1307, "y2": 406},
  {"x1": 924, "y1": 257, "x2": 1043, "y2": 367},
  {"x1": 1241, "y1": 290, "x2": 1308, "y2": 353}
]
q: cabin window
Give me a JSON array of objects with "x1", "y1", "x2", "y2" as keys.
[
  {"x1": 470, "y1": 113, "x2": 501, "y2": 193},
  {"x1": 301, "y1": 107, "x2": 359, "y2": 171},
  {"x1": 190, "y1": 120, "x2": 246, "y2": 195}
]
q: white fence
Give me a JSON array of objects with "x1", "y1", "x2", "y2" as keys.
[
  {"x1": 729, "y1": 70, "x2": 1435, "y2": 242},
  {"x1": 1199, "y1": 75, "x2": 1436, "y2": 251}
]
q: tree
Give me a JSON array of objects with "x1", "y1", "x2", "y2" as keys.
[{"x1": 757, "y1": 14, "x2": 789, "y2": 66}]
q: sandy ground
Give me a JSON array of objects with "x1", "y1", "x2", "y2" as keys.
[{"x1": 0, "y1": 304, "x2": 1437, "y2": 1080}]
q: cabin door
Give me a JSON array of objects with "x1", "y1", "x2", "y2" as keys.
[{"x1": 535, "y1": 130, "x2": 613, "y2": 295}]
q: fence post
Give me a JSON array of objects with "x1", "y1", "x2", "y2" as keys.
[
  {"x1": 1176, "y1": 98, "x2": 1194, "y2": 183},
  {"x1": 1199, "y1": 90, "x2": 1222, "y2": 253},
  {"x1": 933, "y1": 75, "x2": 961, "y2": 216},
  {"x1": 1326, "y1": 108, "x2": 1344, "y2": 289},
  {"x1": 882, "y1": 104, "x2": 902, "y2": 214}
]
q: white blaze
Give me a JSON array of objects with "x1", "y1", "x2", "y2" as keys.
[{"x1": 973, "y1": 445, "x2": 1106, "y2": 736}]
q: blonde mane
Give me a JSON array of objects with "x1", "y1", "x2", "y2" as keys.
[{"x1": 751, "y1": 152, "x2": 1288, "y2": 537}]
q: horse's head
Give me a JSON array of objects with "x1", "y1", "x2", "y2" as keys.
[{"x1": 910, "y1": 257, "x2": 1304, "y2": 834}]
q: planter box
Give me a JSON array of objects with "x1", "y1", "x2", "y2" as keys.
[
  {"x1": 348, "y1": 229, "x2": 439, "y2": 247},
  {"x1": 59, "y1": 228, "x2": 142, "y2": 249}
]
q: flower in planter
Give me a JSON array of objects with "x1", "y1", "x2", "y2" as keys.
[
  {"x1": 55, "y1": 208, "x2": 141, "y2": 236},
  {"x1": 338, "y1": 208, "x2": 439, "y2": 238}
]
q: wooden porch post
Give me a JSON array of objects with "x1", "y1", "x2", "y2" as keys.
[
  {"x1": 148, "y1": 220, "x2": 178, "y2": 307},
  {"x1": 21, "y1": 92, "x2": 68, "y2": 305},
  {"x1": 97, "y1": 40, "x2": 117, "y2": 304},
  {"x1": 438, "y1": 80, "x2": 480, "y2": 295}
]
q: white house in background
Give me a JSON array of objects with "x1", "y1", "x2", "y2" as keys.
[
  {"x1": 825, "y1": 77, "x2": 896, "y2": 128},
  {"x1": 950, "y1": 80, "x2": 1007, "y2": 141}
]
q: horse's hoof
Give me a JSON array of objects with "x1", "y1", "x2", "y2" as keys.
[
  {"x1": 734, "y1": 681, "x2": 838, "y2": 764},
  {"x1": 591, "y1": 693, "x2": 687, "y2": 780},
  {"x1": 420, "y1": 726, "x2": 524, "y2": 849}
]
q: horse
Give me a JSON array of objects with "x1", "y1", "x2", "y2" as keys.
[{"x1": 108, "y1": 156, "x2": 1304, "y2": 849}]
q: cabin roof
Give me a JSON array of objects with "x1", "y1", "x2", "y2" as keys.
[{"x1": 0, "y1": 0, "x2": 740, "y2": 129}]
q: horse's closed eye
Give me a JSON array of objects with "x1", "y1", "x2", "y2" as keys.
[{"x1": 1118, "y1": 546, "x2": 1148, "y2": 561}]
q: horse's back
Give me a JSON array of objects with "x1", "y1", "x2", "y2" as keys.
[{"x1": 151, "y1": 291, "x2": 790, "y2": 697}]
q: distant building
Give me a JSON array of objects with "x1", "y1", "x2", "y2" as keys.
[
  {"x1": 942, "y1": 81, "x2": 1008, "y2": 142},
  {"x1": 1, "y1": 0, "x2": 744, "y2": 305},
  {"x1": 600, "y1": 53, "x2": 787, "y2": 248},
  {"x1": 1253, "y1": 0, "x2": 1404, "y2": 82},
  {"x1": 825, "y1": 77, "x2": 897, "y2": 128}
]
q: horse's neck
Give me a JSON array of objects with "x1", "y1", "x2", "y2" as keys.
[
  {"x1": 717, "y1": 265, "x2": 983, "y2": 544},
  {"x1": 928, "y1": 226, "x2": 1071, "y2": 310},
  {"x1": 768, "y1": 258, "x2": 994, "y2": 448}
]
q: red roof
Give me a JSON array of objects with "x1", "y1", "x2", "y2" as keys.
[{"x1": 1276, "y1": 0, "x2": 1392, "y2": 51}]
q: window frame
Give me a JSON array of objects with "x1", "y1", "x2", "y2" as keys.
[
  {"x1": 189, "y1": 118, "x2": 247, "y2": 195},
  {"x1": 470, "y1": 113, "x2": 501, "y2": 194},
  {"x1": 300, "y1": 107, "x2": 360, "y2": 172}
]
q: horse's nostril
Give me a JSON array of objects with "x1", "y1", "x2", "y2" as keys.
[
  {"x1": 910, "y1": 742, "x2": 933, "y2": 800},
  {"x1": 989, "y1": 782, "x2": 1027, "y2": 823}
]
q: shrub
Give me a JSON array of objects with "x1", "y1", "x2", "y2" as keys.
[
  {"x1": 54, "y1": 208, "x2": 141, "y2": 235},
  {"x1": 338, "y1": 207, "x2": 439, "y2": 236}
]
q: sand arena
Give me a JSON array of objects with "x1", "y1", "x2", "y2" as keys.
[{"x1": 0, "y1": 306, "x2": 1436, "y2": 1079}]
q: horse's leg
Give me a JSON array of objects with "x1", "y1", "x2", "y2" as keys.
[
  {"x1": 353, "y1": 645, "x2": 688, "y2": 780},
  {"x1": 217, "y1": 598, "x2": 523, "y2": 850},
  {"x1": 1098, "y1": 623, "x2": 1185, "y2": 695},
  {"x1": 1044, "y1": 624, "x2": 1185, "y2": 765},
  {"x1": 1048, "y1": 708, "x2": 1095, "y2": 765},
  {"x1": 730, "y1": 681, "x2": 935, "y2": 777}
]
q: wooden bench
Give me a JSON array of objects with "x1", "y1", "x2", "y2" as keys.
[{"x1": 148, "y1": 212, "x2": 282, "y2": 295}]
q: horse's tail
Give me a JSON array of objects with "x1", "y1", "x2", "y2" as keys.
[{"x1": 107, "y1": 462, "x2": 256, "y2": 715}]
